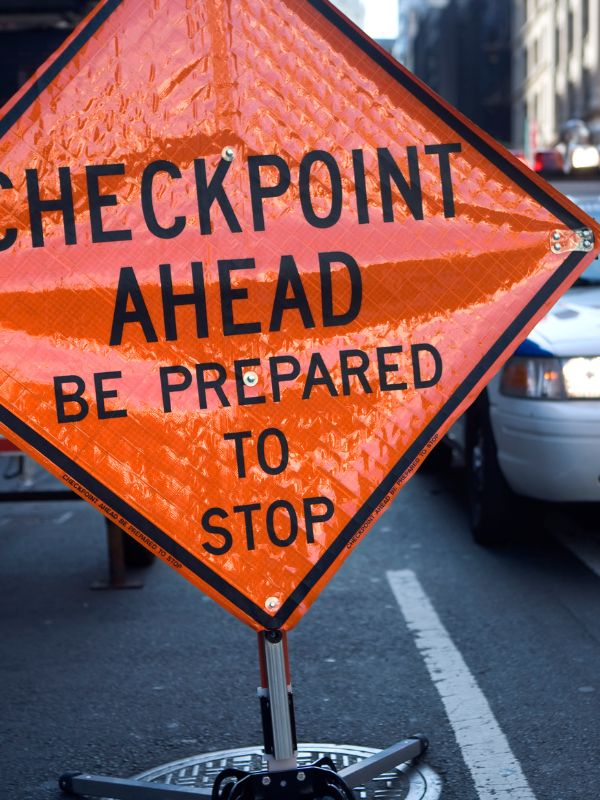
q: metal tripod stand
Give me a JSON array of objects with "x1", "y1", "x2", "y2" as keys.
[{"x1": 59, "y1": 630, "x2": 428, "y2": 799}]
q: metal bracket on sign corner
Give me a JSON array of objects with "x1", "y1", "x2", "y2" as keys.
[{"x1": 550, "y1": 228, "x2": 595, "y2": 254}]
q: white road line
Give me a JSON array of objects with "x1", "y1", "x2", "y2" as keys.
[
  {"x1": 387, "y1": 569, "x2": 537, "y2": 800},
  {"x1": 554, "y1": 530, "x2": 600, "y2": 580},
  {"x1": 54, "y1": 511, "x2": 74, "y2": 525}
]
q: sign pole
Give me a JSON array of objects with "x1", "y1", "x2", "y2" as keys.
[
  {"x1": 90, "y1": 520, "x2": 143, "y2": 591},
  {"x1": 59, "y1": 633, "x2": 429, "y2": 799},
  {"x1": 258, "y1": 630, "x2": 298, "y2": 772}
]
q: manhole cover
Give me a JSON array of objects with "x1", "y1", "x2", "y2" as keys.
[{"x1": 133, "y1": 743, "x2": 442, "y2": 799}]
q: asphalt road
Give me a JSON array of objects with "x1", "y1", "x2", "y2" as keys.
[
  {"x1": 1, "y1": 459, "x2": 599, "y2": 800},
  {"x1": 551, "y1": 175, "x2": 600, "y2": 200}
]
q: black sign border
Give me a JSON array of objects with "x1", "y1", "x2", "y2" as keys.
[{"x1": 0, "y1": 0, "x2": 592, "y2": 630}]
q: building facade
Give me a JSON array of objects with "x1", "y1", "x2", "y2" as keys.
[
  {"x1": 394, "y1": 0, "x2": 512, "y2": 144},
  {"x1": 512, "y1": 0, "x2": 600, "y2": 150},
  {"x1": 0, "y1": 2, "x2": 96, "y2": 107}
]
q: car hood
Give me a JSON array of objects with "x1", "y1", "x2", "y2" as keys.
[{"x1": 522, "y1": 285, "x2": 600, "y2": 357}]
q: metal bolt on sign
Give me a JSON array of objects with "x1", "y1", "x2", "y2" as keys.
[
  {"x1": 243, "y1": 371, "x2": 259, "y2": 387},
  {"x1": 550, "y1": 228, "x2": 596, "y2": 253}
]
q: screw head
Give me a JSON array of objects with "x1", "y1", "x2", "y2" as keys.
[
  {"x1": 297, "y1": 772, "x2": 306, "y2": 782},
  {"x1": 552, "y1": 231, "x2": 561, "y2": 240},
  {"x1": 222, "y1": 146, "x2": 235, "y2": 162},
  {"x1": 584, "y1": 239, "x2": 592, "y2": 249},
  {"x1": 243, "y1": 371, "x2": 258, "y2": 387},
  {"x1": 265, "y1": 596, "x2": 280, "y2": 610},
  {"x1": 552, "y1": 242, "x2": 562, "y2": 252},
  {"x1": 262, "y1": 776, "x2": 271, "y2": 786}
]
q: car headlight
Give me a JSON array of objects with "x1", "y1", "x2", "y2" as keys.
[
  {"x1": 571, "y1": 145, "x2": 600, "y2": 169},
  {"x1": 561, "y1": 357, "x2": 600, "y2": 398},
  {"x1": 500, "y1": 356, "x2": 600, "y2": 399}
]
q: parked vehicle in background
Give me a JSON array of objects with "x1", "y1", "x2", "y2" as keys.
[
  {"x1": 509, "y1": 149, "x2": 529, "y2": 167},
  {"x1": 443, "y1": 194, "x2": 600, "y2": 545},
  {"x1": 0, "y1": 435, "x2": 154, "y2": 567},
  {"x1": 0, "y1": 436, "x2": 36, "y2": 486},
  {"x1": 567, "y1": 144, "x2": 600, "y2": 172},
  {"x1": 557, "y1": 119, "x2": 600, "y2": 175},
  {"x1": 533, "y1": 149, "x2": 564, "y2": 176}
]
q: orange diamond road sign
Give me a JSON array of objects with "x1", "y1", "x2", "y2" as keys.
[{"x1": 0, "y1": 0, "x2": 598, "y2": 630}]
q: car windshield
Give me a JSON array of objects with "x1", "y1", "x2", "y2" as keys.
[{"x1": 568, "y1": 198, "x2": 600, "y2": 285}]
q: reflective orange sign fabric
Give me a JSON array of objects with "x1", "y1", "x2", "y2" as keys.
[{"x1": 0, "y1": 0, "x2": 597, "y2": 629}]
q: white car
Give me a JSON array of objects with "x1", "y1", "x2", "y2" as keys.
[{"x1": 446, "y1": 197, "x2": 600, "y2": 544}]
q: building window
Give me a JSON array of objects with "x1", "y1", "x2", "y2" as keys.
[
  {"x1": 567, "y1": 9, "x2": 574, "y2": 53},
  {"x1": 583, "y1": 68, "x2": 592, "y2": 107},
  {"x1": 555, "y1": 25, "x2": 560, "y2": 64},
  {"x1": 556, "y1": 93, "x2": 564, "y2": 129},
  {"x1": 568, "y1": 80, "x2": 576, "y2": 117},
  {"x1": 582, "y1": 0, "x2": 589, "y2": 39}
]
